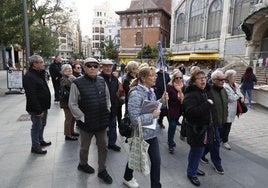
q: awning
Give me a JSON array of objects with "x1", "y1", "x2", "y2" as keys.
[
  {"x1": 189, "y1": 53, "x2": 220, "y2": 61},
  {"x1": 171, "y1": 54, "x2": 190, "y2": 61}
]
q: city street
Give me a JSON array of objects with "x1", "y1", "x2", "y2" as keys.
[{"x1": 0, "y1": 70, "x2": 268, "y2": 188}]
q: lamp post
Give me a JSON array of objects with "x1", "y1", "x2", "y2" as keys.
[
  {"x1": 141, "y1": 0, "x2": 145, "y2": 63},
  {"x1": 23, "y1": 0, "x2": 30, "y2": 70}
]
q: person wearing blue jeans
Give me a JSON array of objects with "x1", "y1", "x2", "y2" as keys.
[
  {"x1": 187, "y1": 146, "x2": 205, "y2": 177},
  {"x1": 241, "y1": 67, "x2": 257, "y2": 108},
  {"x1": 23, "y1": 55, "x2": 52, "y2": 154},
  {"x1": 166, "y1": 69, "x2": 184, "y2": 154},
  {"x1": 202, "y1": 70, "x2": 228, "y2": 175}
]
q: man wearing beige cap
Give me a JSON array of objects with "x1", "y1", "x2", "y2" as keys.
[
  {"x1": 99, "y1": 59, "x2": 121, "y2": 152},
  {"x1": 68, "y1": 57, "x2": 113, "y2": 184}
]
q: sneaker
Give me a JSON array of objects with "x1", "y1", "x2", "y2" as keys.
[
  {"x1": 123, "y1": 178, "x2": 139, "y2": 188},
  {"x1": 213, "y1": 164, "x2": 224, "y2": 175},
  {"x1": 98, "y1": 169, "x2": 113, "y2": 184},
  {"x1": 77, "y1": 164, "x2": 95, "y2": 174},
  {"x1": 222, "y1": 142, "x2": 231, "y2": 150},
  {"x1": 200, "y1": 156, "x2": 209, "y2": 164}
]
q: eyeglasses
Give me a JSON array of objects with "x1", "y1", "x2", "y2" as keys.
[
  {"x1": 196, "y1": 76, "x2": 207, "y2": 80},
  {"x1": 215, "y1": 78, "x2": 226, "y2": 82},
  {"x1": 75, "y1": 66, "x2": 81, "y2": 69},
  {"x1": 175, "y1": 77, "x2": 183, "y2": 80},
  {"x1": 85, "y1": 64, "x2": 99, "y2": 69}
]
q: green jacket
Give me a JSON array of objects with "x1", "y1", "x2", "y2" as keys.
[{"x1": 211, "y1": 84, "x2": 228, "y2": 125}]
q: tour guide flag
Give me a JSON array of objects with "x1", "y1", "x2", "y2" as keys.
[{"x1": 156, "y1": 41, "x2": 168, "y2": 72}]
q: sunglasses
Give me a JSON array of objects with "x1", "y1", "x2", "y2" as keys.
[
  {"x1": 85, "y1": 64, "x2": 99, "y2": 69},
  {"x1": 75, "y1": 66, "x2": 81, "y2": 69},
  {"x1": 175, "y1": 77, "x2": 183, "y2": 80}
]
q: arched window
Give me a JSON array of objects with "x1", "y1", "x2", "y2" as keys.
[
  {"x1": 148, "y1": 16, "x2": 152, "y2": 26},
  {"x1": 176, "y1": 13, "x2": 185, "y2": 43},
  {"x1": 232, "y1": 0, "x2": 251, "y2": 35},
  {"x1": 189, "y1": 0, "x2": 205, "y2": 42},
  {"x1": 127, "y1": 18, "x2": 131, "y2": 27},
  {"x1": 207, "y1": 0, "x2": 223, "y2": 39},
  {"x1": 136, "y1": 32, "x2": 142, "y2": 45}
]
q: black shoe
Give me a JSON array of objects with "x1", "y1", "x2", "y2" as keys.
[
  {"x1": 98, "y1": 169, "x2": 113, "y2": 184},
  {"x1": 31, "y1": 147, "x2": 47, "y2": 154},
  {"x1": 168, "y1": 146, "x2": 174, "y2": 154},
  {"x1": 77, "y1": 164, "x2": 95, "y2": 174},
  {"x1": 187, "y1": 175, "x2": 200, "y2": 186},
  {"x1": 200, "y1": 156, "x2": 209, "y2": 164},
  {"x1": 40, "y1": 141, "x2": 52, "y2": 147},
  {"x1": 71, "y1": 132, "x2": 79, "y2": 137},
  {"x1": 213, "y1": 164, "x2": 224, "y2": 175},
  {"x1": 65, "y1": 136, "x2": 78, "y2": 141},
  {"x1": 108, "y1": 145, "x2": 121, "y2": 152},
  {"x1": 197, "y1": 169, "x2": 205, "y2": 176}
]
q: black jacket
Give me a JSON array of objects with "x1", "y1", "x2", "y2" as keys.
[
  {"x1": 23, "y1": 68, "x2": 51, "y2": 115},
  {"x1": 49, "y1": 62, "x2": 62, "y2": 81},
  {"x1": 182, "y1": 84, "x2": 216, "y2": 146},
  {"x1": 99, "y1": 72, "x2": 119, "y2": 116}
]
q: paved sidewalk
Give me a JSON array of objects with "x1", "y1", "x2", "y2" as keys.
[{"x1": 0, "y1": 78, "x2": 268, "y2": 187}]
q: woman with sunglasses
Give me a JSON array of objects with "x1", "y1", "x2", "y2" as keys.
[
  {"x1": 72, "y1": 62, "x2": 83, "y2": 78},
  {"x1": 166, "y1": 69, "x2": 184, "y2": 154}
]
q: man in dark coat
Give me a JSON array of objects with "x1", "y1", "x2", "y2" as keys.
[
  {"x1": 49, "y1": 55, "x2": 62, "y2": 103},
  {"x1": 68, "y1": 58, "x2": 113, "y2": 184},
  {"x1": 154, "y1": 68, "x2": 170, "y2": 128},
  {"x1": 99, "y1": 59, "x2": 121, "y2": 152},
  {"x1": 23, "y1": 55, "x2": 51, "y2": 154},
  {"x1": 201, "y1": 69, "x2": 228, "y2": 175}
]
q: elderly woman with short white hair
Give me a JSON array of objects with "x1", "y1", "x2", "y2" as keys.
[
  {"x1": 60, "y1": 64, "x2": 79, "y2": 141},
  {"x1": 222, "y1": 69, "x2": 244, "y2": 150}
]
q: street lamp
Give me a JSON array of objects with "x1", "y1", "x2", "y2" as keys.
[{"x1": 23, "y1": 0, "x2": 30, "y2": 70}]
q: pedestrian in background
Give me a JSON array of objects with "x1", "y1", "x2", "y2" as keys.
[
  {"x1": 240, "y1": 67, "x2": 257, "y2": 108},
  {"x1": 201, "y1": 69, "x2": 228, "y2": 175},
  {"x1": 49, "y1": 55, "x2": 62, "y2": 104},
  {"x1": 23, "y1": 55, "x2": 52, "y2": 154},
  {"x1": 182, "y1": 70, "x2": 216, "y2": 187},
  {"x1": 154, "y1": 68, "x2": 170, "y2": 128},
  {"x1": 223, "y1": 69, "x2": 244, "y2": 150},
  {"x1": 122, "y1": 61, "x2": 139, "y2": 115},
  {"x1": 72, "y1": 62, "x2": 83, "y2": 78},
  {"x1": 166, "y1": 69, "x2": 184, "y2": 154},
  {"x1": 60, "y1": 64, "x2": 78, "y2": 141},
  {"x1": 99, "y1": 59, "x2": 121, "y2": 152},
  {"x1": 123, "y1": 66, "x2": 168, "y2": 188},
  {"x1": 68, "y1": 57, "x2": 113, "y2": 184}
]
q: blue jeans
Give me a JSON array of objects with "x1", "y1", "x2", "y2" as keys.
[
  {"x1": 124, "y1": 137, "x2": 161, "y2": 188},
  {"x1": 242, "y1": 89, "x2": 252, "y2": 106},
  {"x1": 203, "y1": 125, "x2": 222, "y2": 167},
  {"x1": 168, "y1": 118, "x2": 178, "y2": 146},
  {"x1": 108, "y1": 115, "x2": 117, "y2": 146},
  {"x1": 187, "y1": 146, "x2": 205, "y2": 177},
  {"x1": 30, "y1": 110, "x2": 47, "y2": 148}
]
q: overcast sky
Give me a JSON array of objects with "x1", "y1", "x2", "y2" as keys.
[{"x1": 65, "y1": 0, "x2": 131, "y2": 36}]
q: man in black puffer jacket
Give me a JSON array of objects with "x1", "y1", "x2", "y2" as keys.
[
  {"x1": 68, "y1": 58, "x2": 113, "y2": 184},
  {"x1": 23, "y1": 55, "x2": 51, "y2": 155}
]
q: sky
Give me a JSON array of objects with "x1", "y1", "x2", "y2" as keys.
[{"x1": 65, "y1": 0, "x2": 132, "y2": 36}]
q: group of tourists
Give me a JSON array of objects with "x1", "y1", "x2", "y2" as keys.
[{"x1": 23, "y1": 54, "x2": 257, "y2": 187}]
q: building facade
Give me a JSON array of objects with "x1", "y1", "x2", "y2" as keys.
[
  {"x1": 116, "y1": 0, "x2": 172, "y2": 64},
  {"x1": 92, "y1": 1, "x2": 118, "y2": 59},
  {"x1": 171, "y1": 0, "x2": 268, "y2": 68}
]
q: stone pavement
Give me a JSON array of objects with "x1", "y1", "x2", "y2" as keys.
[{"x1": 0, "y1": 70, "x2": 268, "y2": 188}]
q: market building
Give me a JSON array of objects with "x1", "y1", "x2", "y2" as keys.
[{"x1": 170, "y1": 0, "x2": 268, "y2": 72}]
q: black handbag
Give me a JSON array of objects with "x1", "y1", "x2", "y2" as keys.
[{"x1": 119, "y1": 114, "x2": 132, "y2": 139}]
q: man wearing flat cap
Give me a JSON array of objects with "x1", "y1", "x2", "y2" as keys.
[
  {"x1": 99, "y1": 59, "x2": 121, "y2": 152},
  {"x1": 68, "y1": 57, "x2": 113, "y2": 184}
]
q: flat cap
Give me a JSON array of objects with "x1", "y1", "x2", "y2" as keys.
[
  {"x1": 101, "y1": 59, "x2": 114, "y2": 65},
  {"x1": 84, "y1": 57, "x2": 99, "y2": 64}
]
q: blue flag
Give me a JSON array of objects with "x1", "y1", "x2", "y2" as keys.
[{"x1": 156, "y1": 41, "x2": 168, "y2": 71}]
